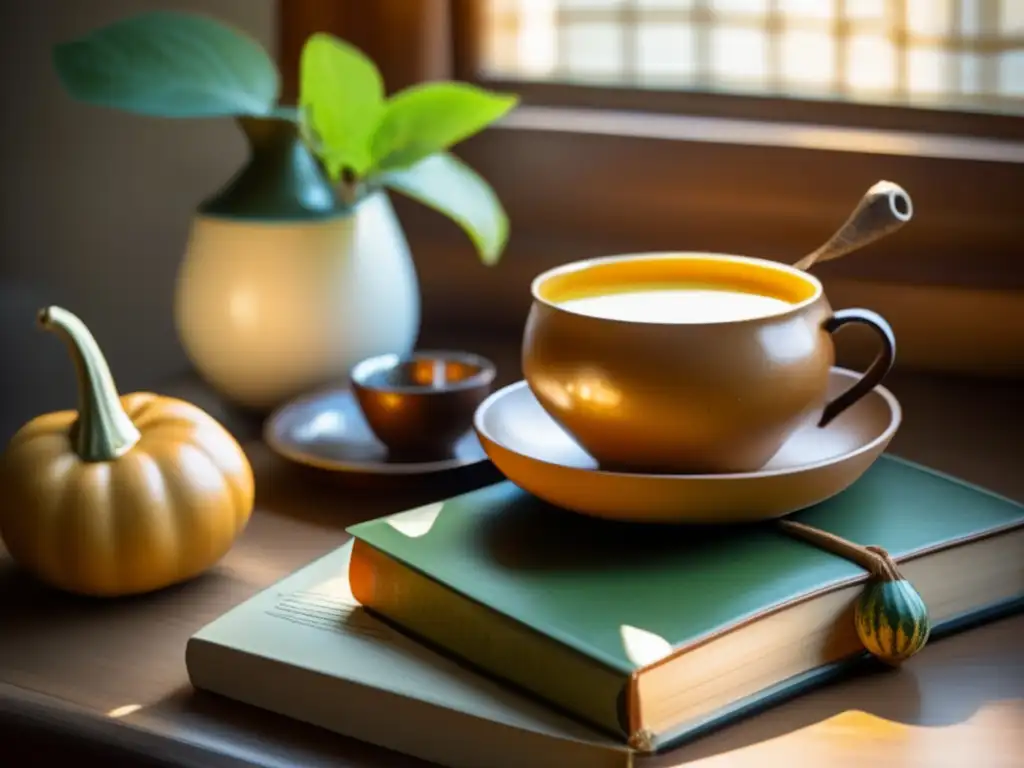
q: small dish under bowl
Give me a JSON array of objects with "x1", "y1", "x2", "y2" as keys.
[
  {"x1": 263, "y1": 387, "x2": 488, "y2": 475},
  {"x1": 473, "y1": 367, "x2": 902, "y2": 524},
  {"x1": 350, "y1": 350, "x2": 496, "y2": 460}
]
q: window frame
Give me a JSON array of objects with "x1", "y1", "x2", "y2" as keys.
[{"x1": 454, "y1": 1, "x2": 1024, "y2": 140}]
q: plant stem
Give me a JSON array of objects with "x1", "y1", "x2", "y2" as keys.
[
  {"x1": 336, "y1": 168, "x2": 362, "y2": 207},
  {"x1": 38, "y1": 306, "x2": 141, "y2": 462}
]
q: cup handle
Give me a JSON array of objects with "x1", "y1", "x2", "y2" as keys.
[{"x1": 818, "y1": 308, "x2": 896, "y2": 428}]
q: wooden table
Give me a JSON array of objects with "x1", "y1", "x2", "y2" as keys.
[{"x1": 3, "y1": 340, "x2": 1023, "y2": 768}]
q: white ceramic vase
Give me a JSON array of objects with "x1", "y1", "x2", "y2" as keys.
[{"x1": 173, "y1": 116, "x2": 420, "y2": 411}]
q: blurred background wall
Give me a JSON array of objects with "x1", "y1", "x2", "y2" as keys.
[{"x1": 0, "y1": 0, "x2": 275, "y2": 443}]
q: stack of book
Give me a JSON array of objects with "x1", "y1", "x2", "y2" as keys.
[{"x1": 187, "y1": 455, "x2": 1024, "y2": 767}]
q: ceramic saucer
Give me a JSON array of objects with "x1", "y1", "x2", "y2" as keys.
[
  {"x1": 473, "y1": 367, "x2": 902, "y2": 523},
  {"x1": 265, "y1": 388, "x2": 488, "y2": 475}
]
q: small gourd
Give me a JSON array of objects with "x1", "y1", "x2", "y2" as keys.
[
  {"x1": 855, "y1": 573, "x2": 931, "y2": 665},
  {"x1": 777, "y1": 522, "x2": 932, "y2": 666},
  {"x1": 0, "y1": 306, "x2": 255, "y2": 597}
]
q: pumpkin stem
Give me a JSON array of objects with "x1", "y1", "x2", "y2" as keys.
[{"x1": 38, "y1": 306, "x2": 141, "y2": 462}]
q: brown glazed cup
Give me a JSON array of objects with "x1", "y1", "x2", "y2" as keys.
[
  {"x1": 521, "y1": 252, "x2": 895, "y2": 475},
  {"x1": 350, "y1": 351, "x2": 496, "y2": 460}
]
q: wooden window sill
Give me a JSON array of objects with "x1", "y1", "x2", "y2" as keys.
[{"x1": 499, "y1": 105, "x2": 1024, "y2": 164}]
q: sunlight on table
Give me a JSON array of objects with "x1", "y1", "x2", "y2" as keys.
[
  {"x1": 677, "y1": 701, "x2": 1024, "y2": 767},
  {"x1": 106, "y1": 703, "x2": 143, "y2": 718}
]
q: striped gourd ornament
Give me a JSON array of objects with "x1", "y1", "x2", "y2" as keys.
[
  {"x1": 853, "y1": 545, "x2": 931, "y2": 664},
  {"x1": 777, "y1": 523, "x2": 932, "y2": 665}
]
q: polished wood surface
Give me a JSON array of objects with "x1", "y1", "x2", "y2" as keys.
[{"x1": 2, "y1": 338, "x2": 1023, "y2": 767}]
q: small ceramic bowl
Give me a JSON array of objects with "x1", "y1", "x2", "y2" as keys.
[{"x1": 350, "y1": 350, "x2": 497, "y2": 460}]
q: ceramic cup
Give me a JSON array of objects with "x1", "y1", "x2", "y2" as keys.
[
  {"x1": 350, "y1": 351, "x2": 496, "y2": 460},
  {"x1": 521, "y1": 252, "x2": 895, "y2": 475}
]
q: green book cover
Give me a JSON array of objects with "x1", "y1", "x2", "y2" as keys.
[{"x1": 347, "y1": 455, "x2": 1024, "y2": 750}]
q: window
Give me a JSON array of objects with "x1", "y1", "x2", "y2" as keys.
[
  {"x1": 277, "y1": 0, "x2": 1024, "y2": 375},
  {"x1": 479, "y1": 0, "x2": 1024, "y2": 116}
]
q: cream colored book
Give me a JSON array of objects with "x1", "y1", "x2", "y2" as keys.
[{"x1": 186, "y1": 541, "x2": 631, "y2": 768}]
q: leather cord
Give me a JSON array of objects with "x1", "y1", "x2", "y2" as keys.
[{"x1": 776, "y1": 519, "x2": 904, "y2": 582}]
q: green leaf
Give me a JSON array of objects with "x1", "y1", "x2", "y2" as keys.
[
  {"x1": 299, "y1": 34, "x2": 384, "y2": 179},
  {"x1": 52, "y1": 11, "x2": 278, "y2": 118},
  {"x1": 371, "y1": 83, "x2": 518, "y2": 172},
  {"x1": 383, "y1": 152, "x2": 509, "y2": 265}
]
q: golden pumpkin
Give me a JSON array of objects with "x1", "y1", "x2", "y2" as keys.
[{"x1": 0, "y1": 306, "x2": 254, "y2": 597}]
